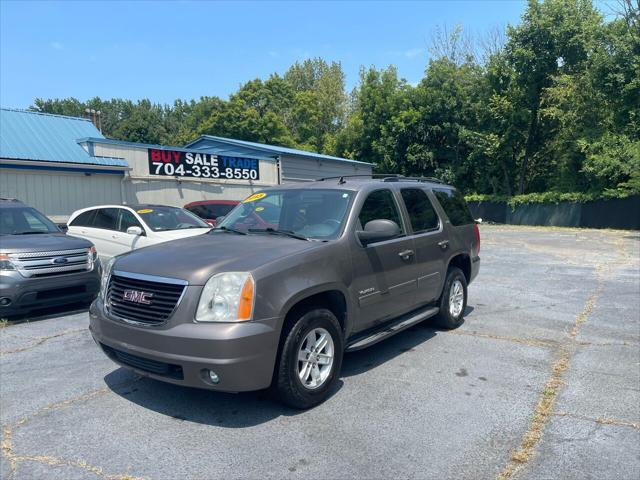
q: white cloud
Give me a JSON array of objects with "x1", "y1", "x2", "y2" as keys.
[
  {"x1": 388, "y1": 47, "x2": 425, "y2": 59},
  {"x1": 403, "y1": 48, "x2": 423, "y2": 58},
  {"x1": 50, "y1": 41, "x2": 64, "y2": 50}
]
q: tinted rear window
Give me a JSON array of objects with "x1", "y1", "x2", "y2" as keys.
[
  {"x1": 433, "y1": 189, "x2": 474, "y2": 226},
  {"x1": 69, "y1": 209, "x2": 96, "y2": 227},
  {"x1": 401, "y1": 188, "x2": 439, "y2": 233},
  {"x1": 198, "y1": 204, "x2": 236, "y2": 218},
  {"x1": 93, "y1": 208, "x2": 119, "y2": 230}
]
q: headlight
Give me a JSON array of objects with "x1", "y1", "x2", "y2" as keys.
[
  {"x1": 99, "y1": 257, "x2": 115, "y2": 301},
  {"x1": 87, "y1": 246, "x2": 98, "y2": 270},
  {"x1": 0, "y1": 254, "x2": 16, "y2": 271},
  {"x1": 196, "y1": 272, "x2": 254, "y2": 322}
]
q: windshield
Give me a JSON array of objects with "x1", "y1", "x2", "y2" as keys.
[
  {"x1": 0, "y1": 206, "x2": 59, "y2": 235},
  {"x1": 217, "y1": 189, "x2": 354, "y2": 240},
  {"x1": 135, "y1": 206, "x2": 210, "y2": 232}
]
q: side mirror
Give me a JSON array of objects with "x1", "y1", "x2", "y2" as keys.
[
  {"x1": 356, "y1": 219, "x2": 401, "y2": 246},
  {"x1": 57, "y1": 223, "x2": 69, "y2": 233},
  {"x1": 126, "y1": 226, "x2": 144, "y2": 236}
]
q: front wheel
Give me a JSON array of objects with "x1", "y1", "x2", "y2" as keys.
[
  {"x1": 275, "y1": 308, "x2": 344, "y2": 409},
  {"x1": 434, "y1": 267, "x2": 468, "y2": 329}
]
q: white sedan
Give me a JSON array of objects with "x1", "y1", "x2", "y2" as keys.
[{"x1": 67, "y1": 204, "x2": 211, "y2": 259}]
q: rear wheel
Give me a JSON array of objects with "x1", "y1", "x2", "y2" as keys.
[
  {"x1": 434, "y1": 267, "x2": 467, "y2": 329},
  {"x1": 275, "y1": 308, "x2": 343, "y2": 409}
]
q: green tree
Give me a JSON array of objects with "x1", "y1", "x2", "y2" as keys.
[
  {"x1": 504, "y1": 0, "x2": 603, "y2": 193},
  {"x1": 284, "y1": 58, "x2": 348, "y2": 152}
]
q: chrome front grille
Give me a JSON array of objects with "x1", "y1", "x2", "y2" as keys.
[
  {"x1": 9, "y1": 248, "x2": 92, "y2": 277},
  {"x1": 106, "y1": 271, "x2": 187, "y2": 325}
]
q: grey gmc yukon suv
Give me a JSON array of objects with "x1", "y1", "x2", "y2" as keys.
[
  {"x1": 90, "y1": 176, "x2": 480, "y2": 408},
  {"x1": 0, "y1": 199, "x2": 100, "y2": 317}
]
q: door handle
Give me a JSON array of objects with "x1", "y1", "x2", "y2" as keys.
[
  {"x1": 111, "y1": 234, "x2": 119, "y2": 239},
  {"x1": 438, "y1": 240, "x2": 450, "y2": 250},
  {"x1": 398, "y1": 249, "x2": 414, "y2": 260}
]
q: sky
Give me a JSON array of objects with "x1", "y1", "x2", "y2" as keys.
[{"x1": 0, "y1": 0, "x2": 531, "y2": 109}]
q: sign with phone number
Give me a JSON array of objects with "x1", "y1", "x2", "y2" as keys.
[{"x1": 147, "y1": 149, "x2": 260, "y2": 180}]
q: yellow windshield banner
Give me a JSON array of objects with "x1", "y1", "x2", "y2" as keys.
[
  {"x1": 137, "y1": 209, "x2": 153, "y2": 214},
  {"x1": 243, "y1": 192, "x2": 266, "y2": 203}
]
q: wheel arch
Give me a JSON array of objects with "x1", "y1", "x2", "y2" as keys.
[
  {"x1": 447, "y1": 252, "x2": 472, "y2": 284},
  {"x1": 280, "y1": 285, "x2": 351, "y2": 336}
]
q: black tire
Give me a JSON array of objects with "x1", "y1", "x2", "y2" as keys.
[
  {"x1": 275, "y1": 307, "x2": 343, "y2": 409},
  {"x1": 434, "y1": 267, "x2": 468, "y2": 329}
]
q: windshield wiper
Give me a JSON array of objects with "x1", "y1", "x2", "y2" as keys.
[
  {"x1": 248, "y1": 228, "x2": 308, "y2": 241},
  {"x1": 213, "y1": 226, "x2": 247, "y2": 235},
  {"x1": 12, "y1": 231, "x2": 49, "y2": 235}
]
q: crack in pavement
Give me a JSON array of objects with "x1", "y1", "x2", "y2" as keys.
[
  {"x1": 551, "y1": 411, "x2": 640, "y2": 430},
  {"x1": 495, "y1": 237, "x2": 635, "y2": 480},
  {"x1": 1, "y1": 377, "x2": 144, "y2": 480},
  {"x1": 495, "y1": 287, "x2": 600, "y2": 480},
  {"x1": 448, "y1": 329, "x2": 557, "y2": 348},
  {"x1": 576, "y1": 340, "x2": 640, "y2": 348},
  {"x1": 0, "y1": 327, "x2": 87, "y2": 356}
]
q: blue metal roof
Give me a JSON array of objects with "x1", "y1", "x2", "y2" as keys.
[
  {"x1": 185, "y1": 135, "x2": 373, "y2": 166},
  {"x1": 77, "y1": 136, "x2": 272, "y2": 161},
  {"x1": 0, "y1": 108, "x2": 128, "y2": 167}
]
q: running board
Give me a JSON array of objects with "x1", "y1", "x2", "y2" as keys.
[{"x1": 345, "y1": 306, "x2": 439, "y2": 352}]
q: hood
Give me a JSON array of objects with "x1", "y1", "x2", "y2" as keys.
[
  {"x1": 155, "y1": 228, "x2": 211, "y2": 240},
  {"x1": 113, "y1": 232, "x2": 321, "y2": 285},
  {"x1": 0, "y1": 233, "x2": 93, "y2": 253}
]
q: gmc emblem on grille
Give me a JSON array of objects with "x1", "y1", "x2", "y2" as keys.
[{"x1": 123, "y1": 290, "x2": 153, "y2": 304}]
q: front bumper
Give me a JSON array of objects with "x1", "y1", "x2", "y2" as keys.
[
  {"x1": 0, "y1": 269, "x2": 100, "y2": 316},
  {"x1": 89, "y1": 300, "x2": 281, "y2": 392}
]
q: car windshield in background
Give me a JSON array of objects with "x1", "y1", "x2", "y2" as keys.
[
  {"x1": 217, "y1": 189, "x2": 354, "y2": 240},
  {"x1": 0, "y1": 207, "x2": 59, "y2": 235},
  {"x1": 188, "y1": 203, "x2": 237, "y2": 219},
  {"x1": 136, "y1": 206, "x2": 210, "y2": 232}
]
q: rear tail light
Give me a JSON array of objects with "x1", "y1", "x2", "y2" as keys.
[{"x1": 474, "y1": 223, "x2": 481, "y2": 255}]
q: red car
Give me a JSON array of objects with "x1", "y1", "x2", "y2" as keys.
[{"x1": 183, "y1": 200, "x2": 239, "y2": 226}]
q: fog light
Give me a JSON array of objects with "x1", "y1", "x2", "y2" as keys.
[
  {"x1": 0, "y1": 297, "x2": 11, "y2": 306},
  {"x1": 208, "y1": 370, "x2": 220, "y2": 384}
]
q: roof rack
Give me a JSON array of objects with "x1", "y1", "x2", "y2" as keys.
[
  {"x1": 382, "y1": 176, "x2": 446, "y2": 184},
  {"x1": 317, "y1": 174, "x2": 400, "y2": 181},
  {"x1": 315, "y1": 174, "x2": 446, "y2": 185}
]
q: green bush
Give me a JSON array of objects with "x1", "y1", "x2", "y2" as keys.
[{"x1": 465, "y1": 189, "x2": 636, "y2": 208}]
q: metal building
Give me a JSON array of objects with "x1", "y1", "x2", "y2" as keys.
[
  {"x1": 0, "y1": 108, "x2": 373, "y2": 221},
  {"x1": 0, "y1": 109, "x2": 128, "y2": 222}
]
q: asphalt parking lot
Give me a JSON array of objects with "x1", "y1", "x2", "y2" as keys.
[{"x1": 1, "y1": 225, "x2": 639, "y2": 480}]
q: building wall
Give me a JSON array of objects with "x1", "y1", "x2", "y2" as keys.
[
  {"x1": 280, "y1": 155, "x2": 372, "y2": 182},
  {"x1": 0, "y1": 166, "x2": 123, "y2": 222},
  {"x1": 123, "y1": 179, "x2": 264, "y2": 206},
  {"x1": 92, "y1": 142, "x2": 279, "y2": 205},
  {"x1": 92, "y1": 143, "x2": 279, "y2": 185}
]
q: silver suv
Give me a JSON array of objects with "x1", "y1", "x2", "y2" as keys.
[{"x1": 0, "y1": 199, "x2": 100, "y2": 317}]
